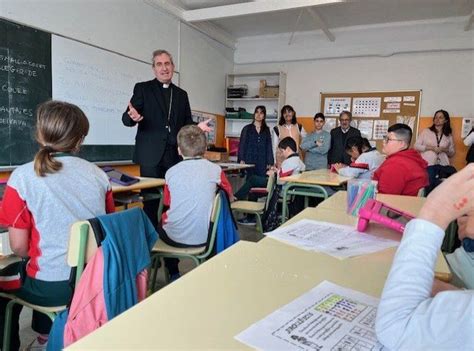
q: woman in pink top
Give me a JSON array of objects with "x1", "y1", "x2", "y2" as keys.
[{"x1": 414, "y1": 109, "x2": 456, "y2": 193}]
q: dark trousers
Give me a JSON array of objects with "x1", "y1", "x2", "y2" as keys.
[
  {"x1": 156, "y1": 225, "x2": 204, "y2": 276},
  {"x1": 139, "y1": 145, "x2": 181, "y2": 228},
  {"x1": 0, "y1": 277, "x2": 72, "y2": 351},
  {"x1": 234, "y1": 175, "x2": 268, "y2": 200},
  {"x1": 426, "y1": 165, "x2": 456, "y2": 195}
]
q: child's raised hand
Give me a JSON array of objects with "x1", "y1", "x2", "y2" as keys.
[{"x1": 419, "y1": 164, "x2": 474, "y2": 230}]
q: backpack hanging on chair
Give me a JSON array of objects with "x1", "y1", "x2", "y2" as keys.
[{"x1": 261, "y1": 181, "x2": 281, "y2": 232}]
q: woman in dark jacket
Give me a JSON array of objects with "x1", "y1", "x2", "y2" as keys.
[{"x1": 237, "y1": 105, "x2": 274, "y2": 178}]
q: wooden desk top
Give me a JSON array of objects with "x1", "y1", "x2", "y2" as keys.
[
  {"x1": 216, "y1": 162, "x2": 255, "y2": 172},
  {"x1": 111, "y1": 177, "x2": 165, "y2": 193},
  {"x1": 272, "y1": 200, "x2": 451, "y2": 281},
  {"x1": 67, "y1": 189, "x2": 449, "y2": 349},
  {"x1": 280, "y1": 169, "x2": 351, "y2": 186},
  {"x1": 68, "y1": 237, "x2": 401, "y2": 350}
]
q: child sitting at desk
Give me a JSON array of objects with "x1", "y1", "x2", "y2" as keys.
[
  {"x1": 0, "y1": 101, "x2": 115, "y2": 350},
  {"x1": 267, "y1": 137, "x2": 306, "y2": 218},
  {"x1": 269, "y1": 137, "x2": 306, "y2": 183},
  {"x1": 376, "y1": 164, "x2": 474, "y2": 350},
  {"x1": 373, "y1": 123, "x2": 428, "y2": 196},
  {"x1": 159, "y1": 125, "x2": 233, "y2": 280},
  {"x1": 333, "y1": 136, "x2": 384, "y2": 179}
]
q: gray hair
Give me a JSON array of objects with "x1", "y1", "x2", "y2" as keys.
[{"x1": 152, "y1": 49, "x2": 174, "y2": 66}]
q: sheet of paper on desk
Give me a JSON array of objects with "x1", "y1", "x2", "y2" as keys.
[
  {"x1": 265, "y1": 219, "x2": 398, "y2": 259},
  {"x1": 235, "y1": 280, "x2": 385, "y2": 351}
]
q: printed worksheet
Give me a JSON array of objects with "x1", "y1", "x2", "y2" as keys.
[
  {"x1": 264, "y1": 219, "x2": 398, "y2": 259},
  {"x1": 235, "y1": 281, "x2": 385, "y2": 351}
]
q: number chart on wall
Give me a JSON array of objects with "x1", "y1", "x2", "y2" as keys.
[{"x1": 321, "y1": 91, "x2": 422, "y2": 149}]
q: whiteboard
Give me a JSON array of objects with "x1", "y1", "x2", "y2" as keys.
[{"x1": 52, "y1": 35, "x2": 179, "y2": 146}]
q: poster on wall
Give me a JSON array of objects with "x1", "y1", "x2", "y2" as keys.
[
  {"x1": 462, "y1": 118, "x2": 473, "y2": 138},
  {"x1": 192, "y1": 110, "x2": 216, "y2": 144},
  {"x1": 323, "y1": 118, "x2": 337, "y2": 132},
  {"x1": 324, "y1": 97, "x2": 351, "y2": 116},
  {"x1": 352, "y1": 97, "x2": 381, "y2": 118},
  {"x1": 357, "y1": 120, "x2": 374, "y2": 139},
  {"x1": 396, "y1": 115, "x2": 416, "y2": 131},
  {"x1": 373, "y1": 120, "x2": 389, "y2": 140}
]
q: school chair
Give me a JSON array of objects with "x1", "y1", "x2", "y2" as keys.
[
  {"x1": 149, "y1": 193, "x2": 222, "y2": 291},
  {"x1": 280, "y1": 184, "x2": 328, "y2": 224},
  {"x1": 231, "y1": 173, "x2": 276, "y2": 234},
  {"x1": 0, "y1": 221, "x2": 94, "y2": 351}
]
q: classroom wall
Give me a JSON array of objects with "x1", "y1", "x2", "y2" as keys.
[
  {"x1": 1, "y1": 0, "x2": 234, "y2": 115},
  {"x1": 234, "y1": 16, "x2": 473, "y2": 119},
  {"x1": 1, "y1": 0, "x2": 234, "y2": 175},
  {"x1": 234, "y1": 50, "x2": 473, "y2": 119},
  {"x1": 180, "y1": 23, "x2": 234, "y2": 115},
  {"x1": 1, "y1": 0, "x2": 179, "y2": 64}
]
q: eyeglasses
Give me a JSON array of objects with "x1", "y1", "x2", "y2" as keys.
[{"x1": 383, "y1": 136, "x2": 402, "y2": 143}]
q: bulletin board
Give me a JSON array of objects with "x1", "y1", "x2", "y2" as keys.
[{"x1": 320, "y1": 90, "x2": 422, "y2": 149}]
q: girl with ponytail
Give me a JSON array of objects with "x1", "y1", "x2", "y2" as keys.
[{"x1": 0, "y1": 100, "x2": 115, "y2": 349}]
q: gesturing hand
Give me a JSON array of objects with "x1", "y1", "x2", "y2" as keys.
[
  {"x1": 419, "y1": 164, "x2": 474, "y2": 230},
  {"x1": 198, "y1": 119, "x2": 213, "y2": 133},
  {"x1": 127, "y1": 102, "x2": 143, "y2": 122}
]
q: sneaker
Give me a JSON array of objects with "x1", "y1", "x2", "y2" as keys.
[{"x1": 237, "y1": 217, "x2": 256, "y2": 226}]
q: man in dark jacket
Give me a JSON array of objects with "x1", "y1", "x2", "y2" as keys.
[
  {"x1": 328, "y1": 111, "x2": 361, "y2": 165},
  {"x1": 122, "y1": 49, "x2": 210, "y2": 227}
]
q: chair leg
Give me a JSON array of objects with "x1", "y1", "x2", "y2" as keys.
[
  {"x1": 162, "y1": 258, "x2": 170, "y2": 285},
  {"x1": 3, "y1": 299, "x2": 17, "y2": 351},
  {"x1": 149, "y1": 256, "x2": 161, "y2": 293},
  {"x1": 256, "y1": 214, "x2": 263, "y2": 235},
  {"x1": 304, "y1": 196, "x2": 309, "y2": 208}
]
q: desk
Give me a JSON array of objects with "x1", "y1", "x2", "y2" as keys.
[
  {"x1": 274, "y1": 195, "x2": 451, "y2": 282},
  {"x1": 216, "y1": 162, "x2": 254, "y2": 172},
  {"x1": 68, "y1": 238, "x2": 396, "y2": 350},
  {"x1": 280, "y1": 169, "x2": 352, "y2": 223},
  {"x1": 111, "y1": 177, "x2": 165, "y2": 193},
  {"x1": 67, "y1": 201, "x2": 451, "y2": 350},
  {"x1": 111, "y1": 177, "x2": 165, "y2": 213},
  {"x1": 319, "y1": 190, "x2": 425, "y2": 215},
  {"x1": 280, "y1": 169, "x2": 351, "y2": 187}
]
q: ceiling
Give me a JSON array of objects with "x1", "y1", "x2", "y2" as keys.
[{"x1": 153, "y1": 0, "x2": 473, "y2": 45}]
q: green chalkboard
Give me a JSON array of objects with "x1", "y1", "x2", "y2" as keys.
[
  {"x1": 0, "y1": 19, "x2": 51, "y2": 167},
  {"x1": 0, "y1": 18, "x2": 135, "y2": 168}
]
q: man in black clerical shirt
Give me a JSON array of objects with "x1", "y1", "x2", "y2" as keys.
[{"x1": 122, "y1": 49, "x2": 210, "y2": 227}]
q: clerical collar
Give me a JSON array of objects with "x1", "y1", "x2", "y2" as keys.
[{"x1": 163, "y1": 83, "x2": 170, "y2": 88}]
